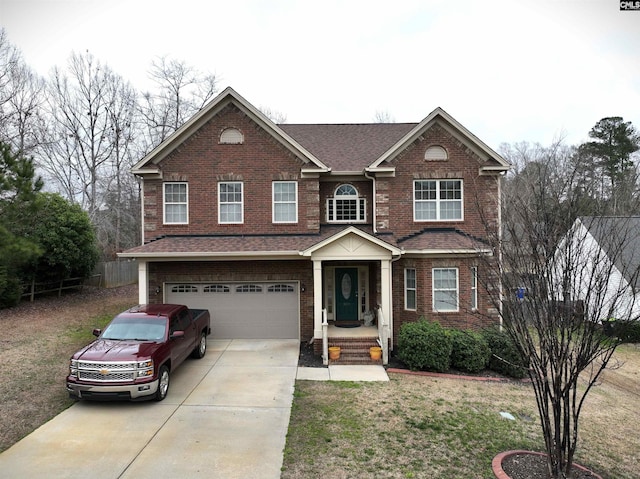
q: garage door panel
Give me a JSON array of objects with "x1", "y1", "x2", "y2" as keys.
[{"x1": 166, "y1": 282, "x2": 299, "y2": 339}]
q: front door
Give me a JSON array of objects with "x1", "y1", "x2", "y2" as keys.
[{"x1": 335, "y1": 268, "x2": 358, "y2": 321}]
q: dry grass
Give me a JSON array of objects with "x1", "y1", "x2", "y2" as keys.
[
  {"x1": 282, "y1": 344, "x2": 640, "y2": 479},
  {"x1": 0, "y1": 285, "x2": 138, "y2": 452},
  {"x1": 2, "y1": 290, "x2": 638, "y2": 477}
]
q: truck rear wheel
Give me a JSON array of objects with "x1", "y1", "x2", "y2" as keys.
[
  {"x1": 155, "y1": 365, "x2": 170, "y2": 401},
  {"x1": 192, "y1": 331, "x2": 207, "y2": 359}
]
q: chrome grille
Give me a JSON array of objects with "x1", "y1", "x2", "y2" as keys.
[
  {"x1": 79, "y1": 371, "x2": 136, "y2": 381},
  {"x1": 77, "y1": 361, "x2": 137, "y2": 383}
]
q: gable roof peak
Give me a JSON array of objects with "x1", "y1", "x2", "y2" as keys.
[
  {"x1": 368, "y1": 106, "x2": 510, "y2": 172},
  {"x1": 131, "y1": 86, "x2": 330, "y2": 176}
]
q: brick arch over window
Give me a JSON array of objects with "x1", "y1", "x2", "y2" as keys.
[
  {"x1": 424, "y1": 145, "x2": 448, "y2": 161},
  {"x1": 219, "y1": 127, "x2": 244, "y2": 144}
]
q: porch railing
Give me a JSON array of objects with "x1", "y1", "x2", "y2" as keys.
[
  {"x1": 377, "y1": 306, "x2": 389, "y2": 365},
  {"x1": 322, "y1": 309, "x2": 329, "y2": 366}
]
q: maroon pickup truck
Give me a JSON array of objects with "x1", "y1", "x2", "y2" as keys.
[{"x1": 67, "y1": 304, "x2": 211, "y2": 402}]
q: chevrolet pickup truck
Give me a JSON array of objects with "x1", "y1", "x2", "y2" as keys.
[{"x1": 67, "y1": 304, "x2": 211, "y2": 401}]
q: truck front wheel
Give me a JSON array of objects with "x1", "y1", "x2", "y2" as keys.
[{"x1": 155, "y1": 365, "x2": 170, "y2": 401}]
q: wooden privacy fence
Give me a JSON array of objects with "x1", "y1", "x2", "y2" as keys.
[
  {"x1": 20, "y1": 262, "x2": 137, "y2": 302},
  {"x1": 21, "y1": 275, "x2": 100, "y2": 302},
  {"x1": 85, "y1": 260, "x2": 138, "y2": 288}
]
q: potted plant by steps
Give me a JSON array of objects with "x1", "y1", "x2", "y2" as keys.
[
  {"x1": 369, "y1": 346, "x2": 382, "y2": 360},
  {"x1": 328, "y1": 346, "x2": 340, "y2": 360}
]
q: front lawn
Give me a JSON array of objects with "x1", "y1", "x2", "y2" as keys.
[{"x1": 282, "y1": 344, "x2": 640, "y2": 479}]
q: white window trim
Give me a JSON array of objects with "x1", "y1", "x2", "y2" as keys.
[
  {"x1": 272, "y1": 181, "x2": 298, "y2": 224},
  {"x1": 327, "y1": 184, "x2": 366, "y2": 223},
  {"x1": 218, "y1": 181, "x2": 244, "y2": 224},
  {"x1": 413, "y1": 179, "x2": 464, "y2": 222},
  {"x1": 163, "y1": 182, "x2": 188, "y2": 225},
  {"x1": 405, "y1": 268, "x2": 417, "y2": 311},
  {"x1": 471, "y1": 266, "x2": 478, "y2": 310},
  {"x1": 432, "y1": 267, "x2": 459, "y2": 312}
]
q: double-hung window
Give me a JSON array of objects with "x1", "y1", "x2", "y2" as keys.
[
  {"x1": 219, "y1": 181, "x2": 243, "y2": 224},
  {"x1": 273, "y1": 181, "x2": 298, "y2": 223},
  {"x1": 405, "y1": 268, "x2": 417, "y2": 310},
  {"x1": 433, "y1": 268, "x2": 459, "y2": 312},
  {"x1": 414, "y1": 180, "x2": 463, "y2": 221},
  {"x1": 163, "y1": 182, "x2": 188, "y2": 224}
]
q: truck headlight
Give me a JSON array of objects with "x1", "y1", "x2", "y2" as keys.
[
  {"x1": 137, "y1": 359, "x2": 154, "y2": 378},
  {"x1": 69, "y1": 359, "x2": 78, "y2": 378}
]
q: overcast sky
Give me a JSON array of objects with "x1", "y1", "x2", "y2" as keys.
[{"x1": 1, "y1": 0, "x2": 639, "y2": 149}]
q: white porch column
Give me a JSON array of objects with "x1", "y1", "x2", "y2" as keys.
[
  {"x1": 137, "y1": 260, "x2": 148, "y2": 304},
  {"x1": 380, "y1": 258, "x2": 393, "y2": 340},
  {"x1": 313, "y1": 259, "x2": 324, "y2": 339}
]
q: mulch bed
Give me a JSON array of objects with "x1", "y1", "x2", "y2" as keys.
[{"x1": 500, "y1": 452, "x2": 601, "y2": 479}]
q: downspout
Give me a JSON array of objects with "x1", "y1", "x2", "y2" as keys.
[{"x1": 364, "y1": 170, "x2": 377, "y2": 233}]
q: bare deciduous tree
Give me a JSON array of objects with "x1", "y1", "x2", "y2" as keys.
[
  {"x1": 137, "y1": 56, "x2": 218, "y2": 154},
  {"x1": 0, "y1": 28, "x2": 46, "y2": 155},
  {"x1": 41, "y1": 51, "x2": 117, "y2": 216},
  {"x1": 479, "y1": 141, "x2": 640, "y2": 478}
]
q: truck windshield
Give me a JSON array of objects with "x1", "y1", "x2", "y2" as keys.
[{"x1": 101, "y1": 317, "x2": 167, "y2": 341}]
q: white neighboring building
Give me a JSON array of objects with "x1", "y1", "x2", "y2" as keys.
[{"x1": 555, "y1": 217, "x2": 640, "y2": 322}]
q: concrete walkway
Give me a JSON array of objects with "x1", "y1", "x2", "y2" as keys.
[{"x1": 0, "y1": 339, "x2": 388, "y2": 479}]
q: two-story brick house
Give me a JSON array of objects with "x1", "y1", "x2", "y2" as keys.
[{"x1": 120, "y1": 87, "x2": 509, "y2": 363}]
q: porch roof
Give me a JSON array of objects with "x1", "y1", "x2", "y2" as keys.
[
  {"x1": 118, "y1": 227, "x2": 490, "y2": 259},
  {"x1": 397, "y1": 228, "x2": 492, "y2": 255}
]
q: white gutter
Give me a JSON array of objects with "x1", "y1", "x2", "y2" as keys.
[{"x1": 364, "y1": 170, "x2": 377, "y2": 233}]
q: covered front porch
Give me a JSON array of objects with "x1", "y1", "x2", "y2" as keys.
[{"x1": 300, "y1": 227, "x2": 401, "y2": 365}]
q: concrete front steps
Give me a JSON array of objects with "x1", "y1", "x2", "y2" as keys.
[{"x1": 328, "y1": 337, "x2": 382, "y2": 365}]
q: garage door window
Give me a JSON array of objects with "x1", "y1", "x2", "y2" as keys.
[
  {"x1": 204, "y1": 285, "x2": 230, "y2": 293},
  {"x1": 268, "y1": 284, "x2": 295, "y2": 293},
  {"x1": 171, "y1": 285, "x2": 198, "y2": 293},
  {"x1": 236, "y1": 284, "x2": 263, "y2": 293}
]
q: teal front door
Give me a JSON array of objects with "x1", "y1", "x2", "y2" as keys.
[{"x1": 335, "y1": 268, "x2": 358, "y2": 321}]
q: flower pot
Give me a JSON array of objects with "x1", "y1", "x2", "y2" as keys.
[
  {"x1": 369, "y1": 346, "x2": 382, "y2": 360},
  {"x1": 328, "y1": 346, "x2": 341, "y2": 360}
]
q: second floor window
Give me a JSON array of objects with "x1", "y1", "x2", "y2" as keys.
[
  {"x1": 164, "y1": 182, "x2": 188, "y2": 224},
  {"x1": 273, "y1": 181, "x2": 298, "y2": 223},
  {"x1": 414, "y1": 179, "x2": 463, "y2": 221},
  {"x1": 219, "y1": 181, "x2": 243, "y2": 224},
  {"x1": 327, "y1": 184, "x2": 366, "y2": 223}
]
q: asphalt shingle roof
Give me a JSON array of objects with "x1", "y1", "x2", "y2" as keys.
[
  {"x1": 581, "y1": 216, "x2": 640, "y2": 290},
  {"x1": 122, "y1": 227, "x2": 486, "y2": 258},
  {"x1": 279, "y1": 123, "x2": 417, "y2": 171}
]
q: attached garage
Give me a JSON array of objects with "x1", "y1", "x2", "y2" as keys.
[{"x1": 166, "y1": 282, "x2": 299, "y2": 339}]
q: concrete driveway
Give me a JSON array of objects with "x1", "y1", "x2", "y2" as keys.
[{"x1": 0, "y1": 339, "x2": 299, "y2": 479}]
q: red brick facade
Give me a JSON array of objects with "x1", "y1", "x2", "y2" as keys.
[{"x1": 123, "y1": 88, "x2": 508, "y2": 346}]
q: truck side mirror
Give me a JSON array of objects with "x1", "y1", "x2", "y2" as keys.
[
  {"x1": 170, "y1": 330, "x2": 185, "y2": 340},
  {"x1": 92, "y1": 328, "x2": 101, "y2": 337}
]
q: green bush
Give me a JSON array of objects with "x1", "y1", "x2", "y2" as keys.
[
  {"x1": 398, "y1": 318, "x2": 452, "y2": 372},
  {"x1": 617, "y1": 320, "x2": 640, "y2": 343},
  {"x1": 480, "y1": 326, "x2": 528, "y2": 379},
  {"x1": 0, "y1": 268, "x2": 22, "y2": 308},
  {"x1": 449, "y1": 329, "x2": 491, "y2": 373}
]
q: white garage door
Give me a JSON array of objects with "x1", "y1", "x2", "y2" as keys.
[{"x1": 166, "y1": 282, "x2": 299, "y2": 339}]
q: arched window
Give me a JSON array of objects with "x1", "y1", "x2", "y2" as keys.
[
  {"x1": 327, "y1": 184, "x2": 366, "y2": 223},
  {"x1": 424, "y1": 145, "x2": 448, "y2": 161},
  {"x1": 219, "y1": 128, "x2": 244, "y2": 144}
]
